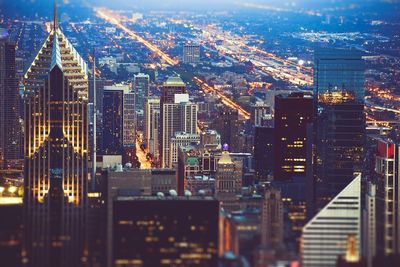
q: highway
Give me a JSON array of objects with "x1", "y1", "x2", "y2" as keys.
[
  {"x1": 96, "y1": 8, "x2": 178, "y2": 66},
  {"x1": 193, "y1": 76, "x2": 250, "y2": 119},
  {"x1": 95, "y1": 7, "x2": 251, "y2": 120}
]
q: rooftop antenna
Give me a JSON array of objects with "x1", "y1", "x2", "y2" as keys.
[{"x1": 54, "y1": 0, "x2": 58, "y2": 30}]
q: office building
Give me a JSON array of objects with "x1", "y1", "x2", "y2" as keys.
[
  {"x1": 144, "y1": 96, "x2": 160, "y2": 160},
  {"x1": 314, "y1": 48, "x2": 365, "y2": 209},
  {"x1": 183, "y1": 43, "x2": 200, "y2": 64},
  {"x1": 23, "y1": 4, "x2": 89, "y2": 265},
  {"x1": 274, "y1": 92, "x2": 313, "y2": 181},
  {"x1": 302, "y1": 174, "x2": 361, "y2": 267},
  {"x1": 0, "y1": 29, "x2": 21, "y2": 169},
  {"x1": 159, "y1": 76, "x2": 187, "y2": 166},
  {"x1": 215, "y1": 146, "x2": 242, "y2": 212},
  {"x1": 253, "y1": 126, "x2": 274, "y2": 181},
  {"x1": 161, "y1": 93, "x2": 197, "y2": 168},
  {"x1": 113, "y1": 196, "x2": 219, "y2": 267},
  {"x1": 170, "y1": 132, "x2": 200, "y2": 167}
]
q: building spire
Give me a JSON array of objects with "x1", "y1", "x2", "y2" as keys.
[{"x1": 54, "y1": 0, "x2": 58, "y2": 30}]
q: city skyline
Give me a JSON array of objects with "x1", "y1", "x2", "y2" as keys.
[{"x1": 0, "y1": 0, "x2": 400, "y2": 266}]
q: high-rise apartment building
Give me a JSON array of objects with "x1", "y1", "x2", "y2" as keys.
[
  {"x1": 0, "y1": 29, "x2": 21, "y2": 169},
  {"x1": 23, "y1": 4, "x2": 88, "y2": 265},
  {"x1": 144, "y1": 96, "x2": 160, "y2": 160},
  {"x1": 161, "y1": 93, "x2": 197, "y2": 168},
  {"x1": 133, "y1": 73, "x2": 150, "y2": 112},
  {"x1": 183, "y1": 44, "x2": 200, "y2": 64},
  {"x1": 302, "y1": 174, "x2": 361, "y2": 267},
  {"x1": 274, "y1": 92, "x2": 313, "y2": 181},
  {"x1": 159, "y1": 76, "x2": 186, "y2": 166},
  {"x1": 314, "y1": 48, "x2": 365, "y2": 209},
  {"x1": 103, "y1": 86, "x2": 124, "y2": 154}
]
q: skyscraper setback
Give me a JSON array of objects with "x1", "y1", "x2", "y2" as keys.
[{"x1": 23, "y1": 3, "x2": 88, "y2": 265}]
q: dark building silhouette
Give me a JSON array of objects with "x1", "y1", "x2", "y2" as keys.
[
  {"x1": 0, "y1": 203, "x2": 23, "y2": 267},
  {"x1": 213, "y1": 108, "x2": 241, "y2": 152},
  {"x1": 103, "y1": 88, "x2": 124, "y2": 155},
  {"x1": 274, "y1": 92, "x2": 313, "y2": 181},
  {"x1": 113, "y1": 196, "x2": 219, "y2": 267},
  {"x1": 253, "y1": 126, "x2": 274, "y2": 181},
  {"x1": 313, "y1": 48, "x2": 365, "y2": 211},
  {"x1": 23, "y1": 3, "x2": 88, "y2": 265},
  {"x1": 0, "y1": 30, "x2": 21, "y2": 169},
  {"x1": 88, "y1": 78, "x2": 112, "y2": 155}
]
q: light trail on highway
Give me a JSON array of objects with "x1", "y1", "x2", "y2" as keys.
[
  {"x1": 96, "y1": 8, "x2": 178, "y2": 66},
  {"x1": 96, "y1": 7, "x2": 251, "y2": 120},
  {"x1": 193, "y1": 76, "x2": 250, "y2": 119}
]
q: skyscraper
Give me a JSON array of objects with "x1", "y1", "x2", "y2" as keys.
[
  {"x1": 0, "y1": 29, "x2": 21, "y2": 169},
  {"x1": 314, "y1": 48, "x2": 365, "y2": 209},
  {"x1": 274, "y1": 92, "x2": 313, "y2": 181},
  {"x1": 302, "y1": 174, "x2": 361, "y2": 267},
  {"x1": 373, "y1": 139, "x2": 400, "y2": 257},
  {"x1": 133, "y1": 73, "x2": 150, "y2": 114},
  {"x1": 183, "y1": 43, "x2": 200, "y2": 64},
  {"x1": 122, "y1": 88, "x2": 135, "y2": 164},
  {"x1": 161, "y1": 93, "x2": 197, "y2": 168},
  {"x1": 23, "y1": 2, "x2": 88, "y2": 265},
  {"x1": 159, "y1": 76, "x2": 186, "y2": 166}
]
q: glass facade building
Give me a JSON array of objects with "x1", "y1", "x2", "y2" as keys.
[{"x1": 313, "y1": 48, "x2": 365, "y2": 210}]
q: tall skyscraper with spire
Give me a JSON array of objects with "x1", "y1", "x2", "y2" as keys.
[{"x1": 23, "y1": 1, "x2": 89, "y2": 266}]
